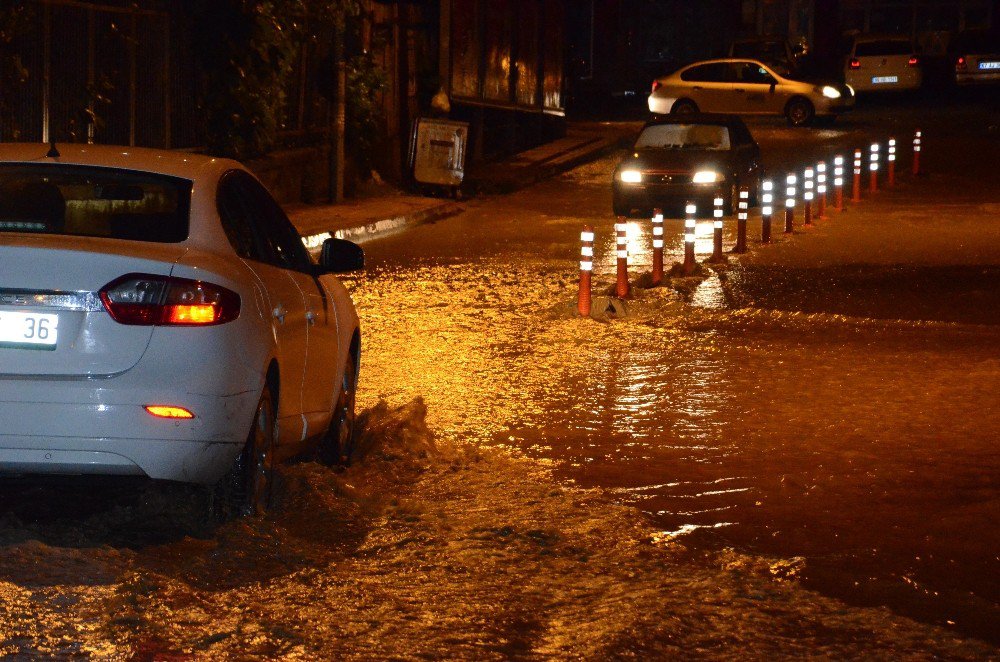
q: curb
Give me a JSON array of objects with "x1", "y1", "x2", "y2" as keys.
[{"x1": 300, "y1": 201, "x2": 464, "y2": 250}]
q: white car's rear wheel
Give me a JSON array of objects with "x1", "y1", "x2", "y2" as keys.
[
  {"x1": 672, "y1": 99, "x2": 699, "y2": 115},
  {"x1": 214, "y1": 383, "x2": 275, "y2": 519}
]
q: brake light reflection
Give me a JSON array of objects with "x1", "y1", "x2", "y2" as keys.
[{"x1": 145, "y1": 405, "x2": 195, "y2": 419}]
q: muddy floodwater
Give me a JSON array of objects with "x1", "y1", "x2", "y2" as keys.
[
  {"x1": 2, "y1": 108, "x2": 998, "y2": 657},
  {"x1": 354, "y1": 151, "x2": 1000, "y2": 646},
  {"x1": 354, "y1": 260, "x2": 1000, "y2": 645}
]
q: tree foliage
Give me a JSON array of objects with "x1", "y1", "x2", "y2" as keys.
[
  {"x1": 0, "y1": 2, "x2": 33, "y2": 140},
  {"x1": 186, "y1": 0, "x2": 367, "y2": 160}
]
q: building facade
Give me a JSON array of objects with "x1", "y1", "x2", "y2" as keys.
[{"x1": 441, "y1": 0, "x2": 567, "y2": 161}]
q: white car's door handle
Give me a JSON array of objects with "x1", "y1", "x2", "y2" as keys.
[{"x1": 272, "y1": 305, "x2": 287, "y2": 323}]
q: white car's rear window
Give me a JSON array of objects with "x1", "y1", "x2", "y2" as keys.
[
  {"x1": 636, "y1": 124, "x2": 731, "y2": 150},
  {"x1": 855, "y1": 40, "x2": 913, "y2": 57},
  {"x1": 0, "y1": 165, "x2": 191, "y2": 242}
]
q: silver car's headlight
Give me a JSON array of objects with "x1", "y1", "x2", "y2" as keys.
[
  {"x1": 619, "y1": 170, "x2": 642, "y2": 184},
  {"x1": 821, "y1": 85, "x2": 841, "y2": 99},
  {"x1": 692, "y1": 171, "x2": 719, "y2": 184}
]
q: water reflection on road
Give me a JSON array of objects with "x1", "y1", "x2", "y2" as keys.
[{"x1": 353, "y1": 252, "x2": 1000, "y2": 644}]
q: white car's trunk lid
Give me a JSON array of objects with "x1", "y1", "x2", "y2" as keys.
[{"x1": 0, "y1": 235, "x2": 185, "y2": 377}]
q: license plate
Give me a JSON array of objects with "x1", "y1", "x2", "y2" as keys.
[
  {"x1": 872, "y1": 76, "x2": 898, "y2": 84},
  {"x1": 0, "y1": 311, "x2": 59, "y2": 350},
  {"x1": 978, "y1": 61, "x2": 1000, "y2": 70}
]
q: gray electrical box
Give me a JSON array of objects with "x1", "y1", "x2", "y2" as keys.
[{"x1": 410, "y1": 118, "x2": 469, "y2": 193}]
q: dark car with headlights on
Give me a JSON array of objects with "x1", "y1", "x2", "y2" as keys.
[{"x1": 612, "y1": 114, "x2": 762, "y2": 218}]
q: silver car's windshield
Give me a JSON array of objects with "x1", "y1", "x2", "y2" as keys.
[{"x1": 636, "y1": 124, "x2": 731, "y2": 150}]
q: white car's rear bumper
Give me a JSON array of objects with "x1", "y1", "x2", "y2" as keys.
[
  {"x1": 0, "y1": 384, "x2": 259, "y2": 483},
  {"x1": 0, "y1": 335, "x2": 265, "y2": 484},
  {"x1": 846, "y1": 68, "x2": 922, "y2": 92},
  {"x1": 648, "y1": 94, "x2": 678, "y2": 114},
  {"x1": 0, "y1": 438, "x2": 240, "y2": 483}
]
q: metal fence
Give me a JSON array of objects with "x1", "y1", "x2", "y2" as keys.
[
  {"x1": 1, "y1": 0, "x2": 331, "y2": 152},
  {"x1": 0, "y1": 1, "x2": 179, "y2": 147}
]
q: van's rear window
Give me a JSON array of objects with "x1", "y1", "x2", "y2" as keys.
[{"x1": 0, "y1": 165, "x2": 191, "y2": 243}]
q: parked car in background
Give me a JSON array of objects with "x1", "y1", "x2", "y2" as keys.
[
  {"x1": 612, "y1": 113, "x2": 762, "y2": 217},
  {"x1": 0, "y1": 143, "x2": 364, "y2": 518},
  {"x1": 844, "y1": 35, "x2": 922, "y2": 92},
  {"x1": 950, "y1": 29, "x2": 1000, "y2": 86},
  {"x1": 648, "y1": 58, "x2": 854, "y2": 126}
]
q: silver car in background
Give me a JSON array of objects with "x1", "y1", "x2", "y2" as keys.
[
  {"x1": 648, "y1": 58, "x2": 854, "y2": 127},
  {"x1": 951, "y1": 29, "x2": 1000, "y2": 87}
]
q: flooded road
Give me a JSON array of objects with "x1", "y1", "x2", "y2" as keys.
[
  {"x1": 354, "y1": 105, "x2": 1000, "y2": 644},
  {"x1": 1, "y1": 104, "x2": 997, "y2": 657}
]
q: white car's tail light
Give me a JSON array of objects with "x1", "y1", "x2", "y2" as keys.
[
  {"x1": 908, "y1": 56, "x2": 919, "y2": 67},
  {"x1": 651, "y1": 80, "x2": 661, "y2": 93},
  {"x1": 100, "y1": 274, "x2": 240, "y2": 326}
]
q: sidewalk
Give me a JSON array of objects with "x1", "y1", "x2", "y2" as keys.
[{"x1": 287, "y1": 121, "x2": 636, "y2": 245}]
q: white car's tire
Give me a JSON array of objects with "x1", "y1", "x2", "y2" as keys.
[
  {"x1": 213, "y1": 383, "x2": 276, "y2": 519},
  {"x1": 318, "y1": 353, "x2": 357, "y2": 466}
]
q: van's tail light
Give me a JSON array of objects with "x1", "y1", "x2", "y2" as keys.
[
  {"x1": 908, "y1": 56, "x2": 919, "y2": 67},
  {"x1": 849, "y1": 58, "x2": 861, "y2": 70},
  {"x1": 956, "y1": 56, "x2": 967, "y2": 70},
  {"x1": 100, "y1": 274, "x2": 240, "y2": 326},
  {"x1": 651, "y1": 80, "x2": 661, "y2": 93}
]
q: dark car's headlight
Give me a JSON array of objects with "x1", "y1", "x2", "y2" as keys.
[
  {"x1": 619, "y1": 169, "x2": 642, "y2": 183},
  {"x1": 692, "y1": 170, "x2": 720, "y2": 183}
]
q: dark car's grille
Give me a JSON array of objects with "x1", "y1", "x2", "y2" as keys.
[{"x1": 644, "y1": 171, "x2": 689, "y2": 184}]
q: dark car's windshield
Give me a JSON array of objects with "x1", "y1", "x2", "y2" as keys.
[
  {"x1": 0, "y1": 165, "x2": 191, "y2": 242},
  {"x1": 636, "y1": 124, "x2": 731, "y2": 150}
]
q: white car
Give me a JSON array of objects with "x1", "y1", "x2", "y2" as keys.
[
  {"x1": 0, "y1": 143, "x2": 363, "y2": 517},
  {"x1": 845, "y1": 35, "x2": 922, "y2": 92},
  {"x1": 648, "y1": 58, "x2": 854, "y2": 127}
]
